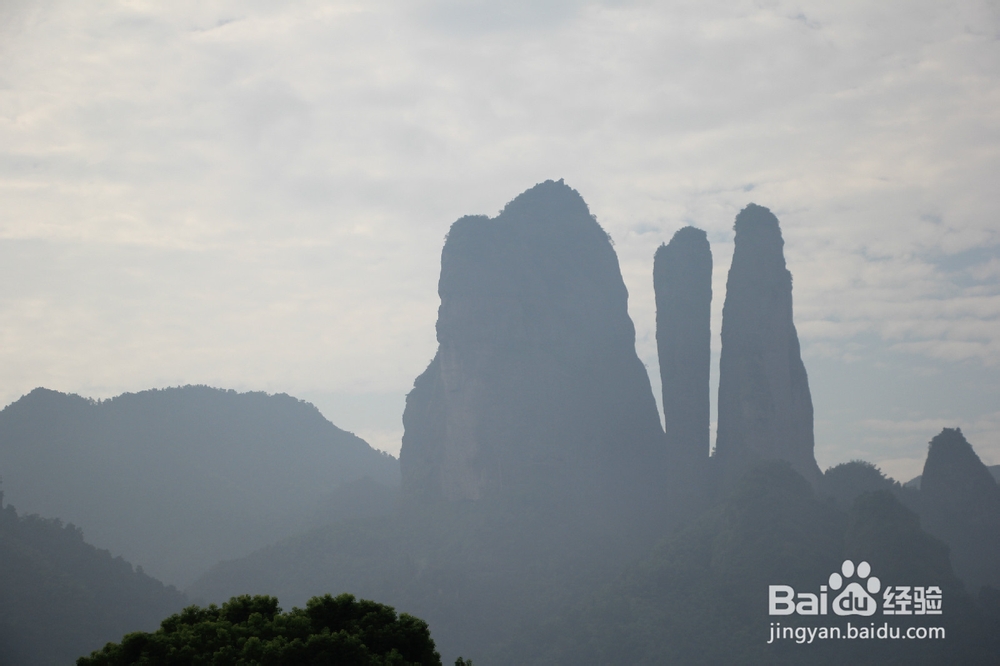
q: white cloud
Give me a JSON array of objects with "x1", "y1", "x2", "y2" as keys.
[{"x1": 0, "y1": 1, "x2": 997, "y2": 473}]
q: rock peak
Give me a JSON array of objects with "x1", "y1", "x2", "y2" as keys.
[
  {"x1": 498, "y1": 179, "x2": 590, "y2": 221},
  {"x1": 919, "y1": 427, "x2": 1000, "y2": 590},
  {"x1": 922, "y1": 427, "x2": 998, "y2": 502},
  {"x1": 667, "y1": 225, "x2": 709, "y2": 244},
  {"x1": 715, "y1": 204, "x2": 820, "y2": 485},
  {"x1": 402, "y1": 180, "x2": 665, "y2": 504},
  {"x1": 735, "y1": 203, "x2": 782, "y2": 233},
  {"x1": 654, "y1": 226, "x2": 712, "y2": 457}
]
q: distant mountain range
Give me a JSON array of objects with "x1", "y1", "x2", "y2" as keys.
[
  {"x1": 3, "y1": 180, "x2": 998, "y2": 664},
  {"x1": 0, "y1": 385, "x2": 399, "y2": 587}
]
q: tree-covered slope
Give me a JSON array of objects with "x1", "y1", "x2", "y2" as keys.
[
  {"x1": 0, "y1": 386, "x2": 399, "y2": 586},
  {"x1": 188, "y1": 454, "x2": 1000, "y2": 664},
  {"x1": 0, "y1": 496, "x2": 187, "y2": 665},
  {"x1": 188, "y1": 491, "x2": 673, "y2": 664},
  {"x1": 517, "y1": 463, "x2": 999, "y2": 665}
]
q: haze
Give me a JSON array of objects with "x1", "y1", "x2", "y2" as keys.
[{"x1": 1, "y1": 0, "x2": 998, "y2": 483}]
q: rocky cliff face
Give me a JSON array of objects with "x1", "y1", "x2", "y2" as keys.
[
  {"x1": 654, "y1": 226, "x2": 712, "y2": 457},
  {"x1": 714, "y1": 204, "x2": 821, "y2": 485},
  {"x1": 919, "y1": 427, "x2": 1000, "y2": 591},
  {"x1": 400, "y1": 180, "x2": 666, "y2": 505}
]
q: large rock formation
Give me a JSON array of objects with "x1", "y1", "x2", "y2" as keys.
[
  {"x1": 714, "y1": 204, "x2": 821, "y2": 485},
  {"x1": 400, "y1": 180, "x2": 666, "y2": 507},
  {"x1": 654, "y1": 226, "x2": 712, "y2": 457},
  {"x1": 919, "y1": 427, "x2": 1000, "y2": 591}
]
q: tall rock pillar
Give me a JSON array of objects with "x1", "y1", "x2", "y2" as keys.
[
  {"x1": 714, "y1": 204, "x2": 821, "y2": 485},
  {"x1": 400, "y1": 180, "x2": 666, "y2": 508},
  {"x1": 654, "y1": 227, "x2": 712, "y2": 457}
]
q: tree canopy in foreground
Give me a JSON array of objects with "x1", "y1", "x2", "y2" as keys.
[{"x1": 77, "y1": 593, "x2": 442, "y2": 665}]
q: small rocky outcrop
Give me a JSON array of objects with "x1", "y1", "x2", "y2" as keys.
[
  {"x1": 919, "y1": 427, "x2": 1000, "y2": 591},
  {"x1": 654, "y1": 226, "x2": 712, "y2": 457},
  {"x1": 714, "y1": 204, "x2": 821, "y2": 485},
  {"x1": 400, "y1": 180, "x2": 666, "y2": 506}
]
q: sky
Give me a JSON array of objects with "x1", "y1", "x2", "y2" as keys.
[{"x1": 1, "y1": 0, "x2": 998, "y2": 483}]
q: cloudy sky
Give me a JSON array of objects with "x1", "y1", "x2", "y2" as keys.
[{"x1": 1, "y1": 0, "x2": 997, "y2": 482}]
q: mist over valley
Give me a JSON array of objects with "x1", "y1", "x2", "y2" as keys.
[
  {"x1": 2, "y1": 3, "x2": 997, "y2": 663},
  {"x1": 3, "y1": 181, "x2": 999, "y2": 664}
]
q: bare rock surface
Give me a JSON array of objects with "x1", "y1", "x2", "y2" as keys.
[
  {"x1": 654, "y1": 226, "x2": 712, "y2": 457},
  {"x1": 400, "y1": 179, "x2": 666, "y2": 507},
  {"x1": 714, "y1": 204, "x2": 821, "y2": 485}
]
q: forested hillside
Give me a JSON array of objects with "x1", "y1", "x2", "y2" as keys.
[
  {"x1": 0, "y1": 494, "x2": 186, "y2": 665},
  {"x1": 0, "y1": 386, "x2": 399, "y2": 586},
  {"x1": 188, "y1": 458, "x2": 1000, "y2": 664},
  {"x1": 511, "y1": 462, "x2": 1000, "y2": 665}
]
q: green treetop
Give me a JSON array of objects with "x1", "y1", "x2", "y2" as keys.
[{"x1": 78, "y1": 593, "x2": 442, "y2": 666}]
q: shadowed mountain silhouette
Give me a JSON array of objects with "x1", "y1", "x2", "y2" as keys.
[
  {"x1": 714, "y1": 204, "x2": 821, "y2": 486},
  {"x1": 35, "y1": 184, "x2": 998, "y2": 664},
  {"x1": 0, "y1": 494, "x2": 186, "y2": 664},
  {"x1": 823, "y1": 460, "x2": 903, "y2": 508},
  {"x1": 191, "y1": 180, "x2": 694, "y2": 663},
  {"x1": 400, "y1": 179, "x2": 668, "y2": 516},
  {"x1": 654, "y1": 226, "x2": 712, "y2": 458},
  {"x1": 0, "y1": 386, "x2": 398, "y2": 587},
  {"x1": 184, "y1": 187, "x2": 1000, "y2": 664},
  {"x1": 918, "y1": 427, "x2": 1000, "y2": 591}
]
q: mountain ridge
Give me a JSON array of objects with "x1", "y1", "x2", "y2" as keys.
[{"x1": 0, "y1": 385, "x2": 399, "y2": 587}]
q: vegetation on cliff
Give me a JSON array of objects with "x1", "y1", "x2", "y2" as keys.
[{"x1": 0, "y1": 494, "x2": 186, "y2": 665}]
